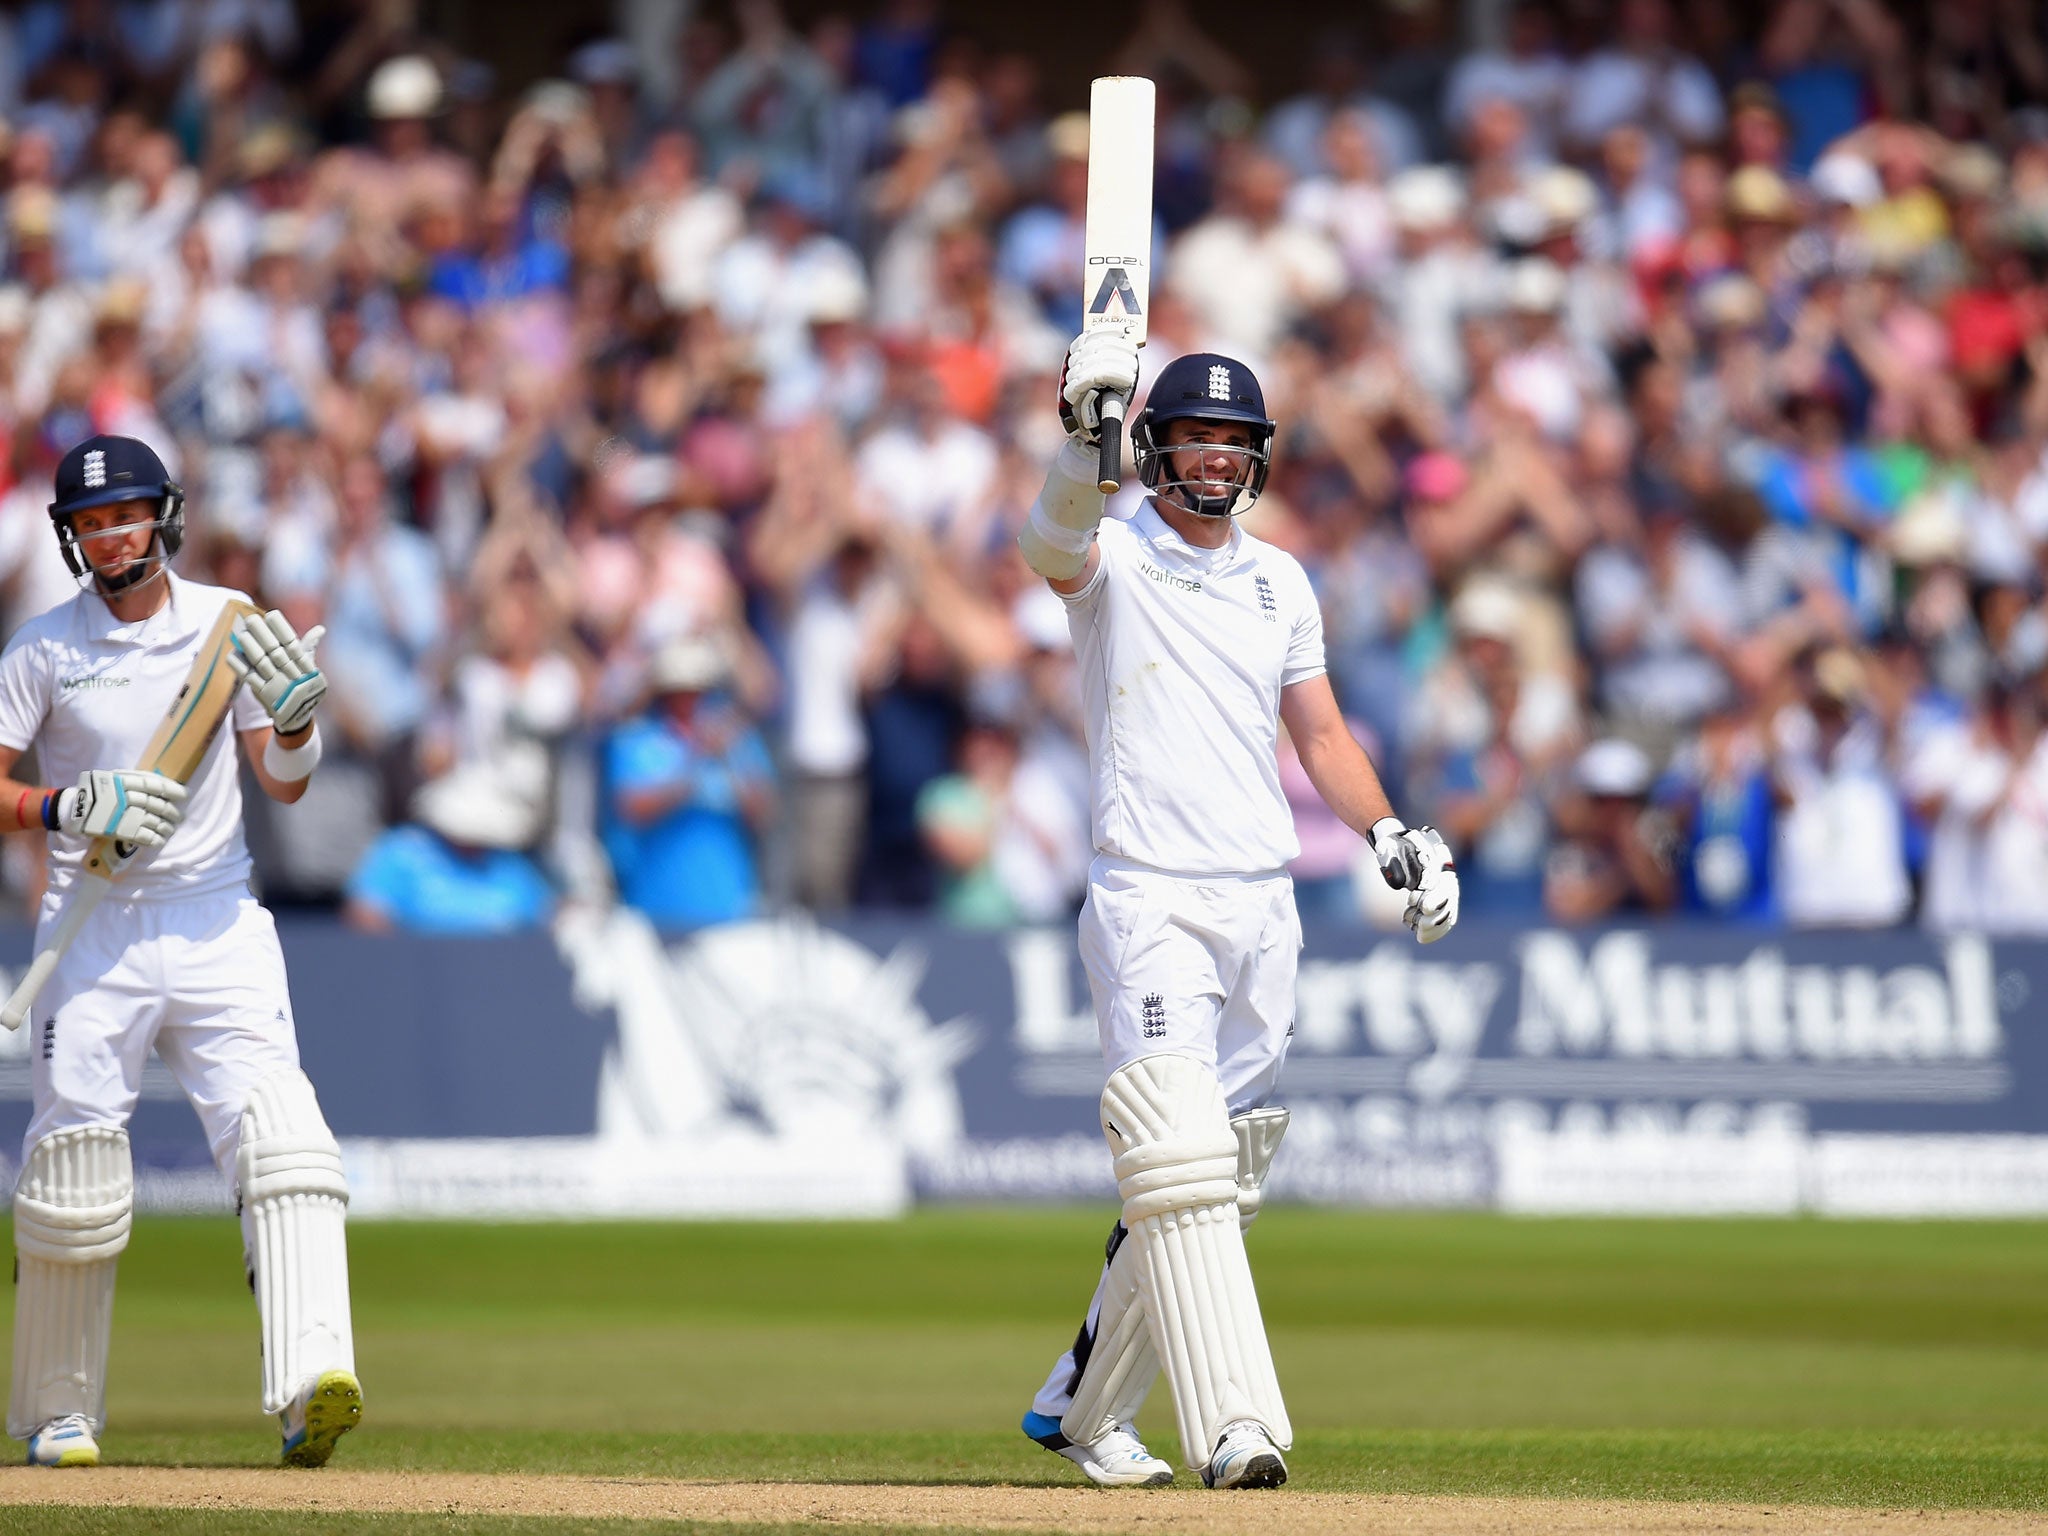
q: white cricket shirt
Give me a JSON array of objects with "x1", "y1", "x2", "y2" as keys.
[
  {"x1": 0, "y1": 573, "x2": 269, "y2": 901},
  {"x1": 1062, "y1": 501, "x2": 1326, "y2": 876}
]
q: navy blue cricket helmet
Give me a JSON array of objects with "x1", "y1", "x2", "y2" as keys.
[
  {"x1": 48, "y1": 434, "x2": 185, "y2": 587},
  {"x1": 1131, "y1": 352, "x2": 1276, "y2": 518}
]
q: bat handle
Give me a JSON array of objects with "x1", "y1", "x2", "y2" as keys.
[
  {"x1": 1097, "y1": 393, "x2": 1128, "y2": 494},
  {"x1": 0, "y1": 881, "x2": 107, "y2": 1032}
]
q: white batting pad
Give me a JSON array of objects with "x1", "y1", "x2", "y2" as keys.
[
  {"x1": 1059, "y1": 1223, "x2": 1153, "y2": 1446},
  {"x1": 9, "y1": 1125, "x2": 132, "y2": 1438},
  {"x1": 237, "y1": 1069, "x2": 354, "y2": 1414},
  {"x1": 1063, "y1": 1104, "x2": 1293, "y2": 1443},
  {"x1": 1097, "y1": 1056, "x2": 1290, "y2": 1467}
]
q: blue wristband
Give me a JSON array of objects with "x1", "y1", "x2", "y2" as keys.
[{"x1": 40, "y1": 791, "x2": 58, "y2": 830}]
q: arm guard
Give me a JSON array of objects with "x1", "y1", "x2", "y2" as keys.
[{"x1": 1018, "y1": 437, "x2": 1109, "y2": 581}]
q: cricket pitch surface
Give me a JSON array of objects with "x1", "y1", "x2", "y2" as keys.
[{"x1": 1, "y1": 1469, "x2": 2042, "y2": 1535}]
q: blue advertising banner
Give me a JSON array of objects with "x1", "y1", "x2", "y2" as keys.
[{"x1": 0, "y1": 911, "x2": 2042, "y2": 1217}]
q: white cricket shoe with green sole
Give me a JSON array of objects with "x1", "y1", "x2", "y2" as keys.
[
  {"x1": 26, "y1": 1414, "x2": 99, "y2": 1467},
  {"x1": 280, "y1": 1368, "x2": 362, "y2": 1467}
]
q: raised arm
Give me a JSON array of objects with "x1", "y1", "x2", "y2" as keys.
[{"x1": 1017, "y1": 331, "x2": 1140, "y2": 596}]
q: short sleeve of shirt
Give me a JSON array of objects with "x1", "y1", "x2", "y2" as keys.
[
  {"x1": 0, "y1": 629, "x2": 51, "y2": 752},
  {"x1": 1281, "y1": 563, "x2": 1327, "y2": 687},
  {"x1": 1058, "y1": 518, "x2": 1116, "y2": 609}
]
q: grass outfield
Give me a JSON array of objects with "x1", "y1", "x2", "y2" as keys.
[{"x1": 2, "y1": 1209, "x2": 2044, "y2": 1520}]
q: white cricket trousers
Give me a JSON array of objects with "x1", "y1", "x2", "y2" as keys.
[
  {"x1": 1030, "y1": 855, "x2": 1301, "y2": 1426},
  {"x1": 25, "y1": 884, "x2": 302, "y2": 1178},
  {"x1": 1077, "y1": 855, "x2": 1300, "y2": 1114}
]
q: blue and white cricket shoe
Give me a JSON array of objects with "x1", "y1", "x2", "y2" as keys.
[
  {"x1": 26, "y1": 1414, "x2": 99, "y2": 1467},
  {"x1": 280, "y1": 1368, "x2": 362, "y2": 1468},
  {"x1": 1201, "y1": 1418, "x2": 1287, "y2": 1489},
  {"x1": 1022, "y1": 1410, "x2": 1173, "y2": 1487}
]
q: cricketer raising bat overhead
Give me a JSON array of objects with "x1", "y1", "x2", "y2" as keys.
[
  {"x1": 1018, "y1": 106, "x2": 1462, "y2": 1486},
  {"x1": 1080, "y1": 75, "x2": 1155, "y2": 493},
  {"x1": 0, "y1": 434, "x2": 361, "y2": 1471}
]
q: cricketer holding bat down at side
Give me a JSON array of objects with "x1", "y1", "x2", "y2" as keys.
[
  {"x1": 1016, "y1": 335, "x2": 1461, "y2": 1489},
  {"x1": 0, "y1": 435, "x2": 360, "y2": 1469}
]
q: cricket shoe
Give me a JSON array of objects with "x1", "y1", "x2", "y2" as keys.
[
  {"x1": 26, "y1": 1414, "x2": 99, "y2": 1467},
  {"x1": 1201, "y1": 1419, "x2": 1287, "y2": 1489},
  {"x1": 1022, "y1": 1410, "x2": 1173, "y2": 1486},
  {"x1": 280, "y1": 1368, "x2": 362, "y2": 1468}
]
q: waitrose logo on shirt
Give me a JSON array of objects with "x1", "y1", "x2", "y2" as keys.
[
  {"x1": 60, "y1": 674, "x2": 130, "y2": 692},
  {"x1": 1140, "y1": 563, "x2": 1201, "y2": 593}
]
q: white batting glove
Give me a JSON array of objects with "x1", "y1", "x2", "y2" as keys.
[
  {"x1": 1367, "y1": 817, "x2": 1434, "y2": 889},
  {"x1": 227, "y1": 610, "x2": 328, "y2": 736},
  {"x1": 1368, "y1": 818, "x2": 1460, "y2": 944},
  {"x1": 1404, "y1": 827, "x2": 1460, "y2": 944},
  {"x1": 56, "y1": 769, "x2": 188, "y2": 848},
  {"x1": 1058, "y1": 329, "x2": 1140, "y2": 442}
]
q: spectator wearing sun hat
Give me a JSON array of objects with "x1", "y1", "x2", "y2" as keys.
[
  {"x1": 602, "y1": 634, "x2": 777, "y2": 930},
  {"x1": 345, "y1": 763, "x2": 555, "y2": 935},
  {"x1": 1410, "y1": 581, "x2": 1582, "y2": 915},
  {"x1": 1544, "y1": 737, "x2": 1680, "y2": 924},
  {"x1": 1771, "y1": 647, "x2": 1911, "y2": 927}
]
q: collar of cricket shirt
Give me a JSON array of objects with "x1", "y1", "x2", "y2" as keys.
[
  {"x1": 90, "y1": 568, "x2": 188, "y2": 650},
  {"x1": 1136, "y1": 499, "x2": 1241, "y2": 572}
]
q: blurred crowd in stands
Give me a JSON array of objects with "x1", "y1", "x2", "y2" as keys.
[{"x1": 0, "y1": 0, "x2": 2046, "y2": 935}]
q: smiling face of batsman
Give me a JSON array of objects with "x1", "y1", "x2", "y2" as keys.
[{"x1": 1129, "y1": 351, "x2": 1275, "y2": 538}]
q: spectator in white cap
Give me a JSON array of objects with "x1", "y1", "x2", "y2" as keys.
[
  {"x1": 1385, "y1": 165, "x2": 1490, "y2": 401},
  {"x1": 1410, "y1": 580, "x2": 1581, "y2": 914},
  {"x1": 1544, "y1": 737, "x2": 1679, "y2": 923},
  {"x1": 712, "y1": 164, "x2": 865, "y2": 380},
  {"x1": 601, "y1": 633, "x2": 777, "y2": 929},
  {"x1": 763, "y1": 262, "x2": 882, "y2": 430},
  {"x1": 345, "y1": 763, "x2": 554, "y2": 934},
  {"x1": 1771, "y1": 647, "x2": 1911, "y2": 928},
  {"x1": 1492, "y1": 256, "x2": 1599, "y2": 442},
  {"x1": 312, "y1": 54, "x2": 476, "y2": 268}
]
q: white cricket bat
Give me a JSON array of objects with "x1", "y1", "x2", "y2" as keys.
[
  {"x1": 1082, "y1": 75, "x2": 1155, "y2": 495},
  {"x1": 1, "y1": 599, "x2": 258, "y2": 1031}
]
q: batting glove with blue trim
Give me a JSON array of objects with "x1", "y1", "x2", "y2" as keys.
[
  {"x1": 57, "y1": 769, "x2": 187, "y2": 846},
  {"x1": 227, "y1": 610, "x2": 328, "y2": 737}
]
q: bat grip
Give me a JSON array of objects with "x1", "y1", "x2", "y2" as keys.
[
  {"x1": 0, "y1": 880, "x2": 108, "y2": 1031},
  {"x1": 1097, "y1": 393, "x2": 1128, "y2": 494}
]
